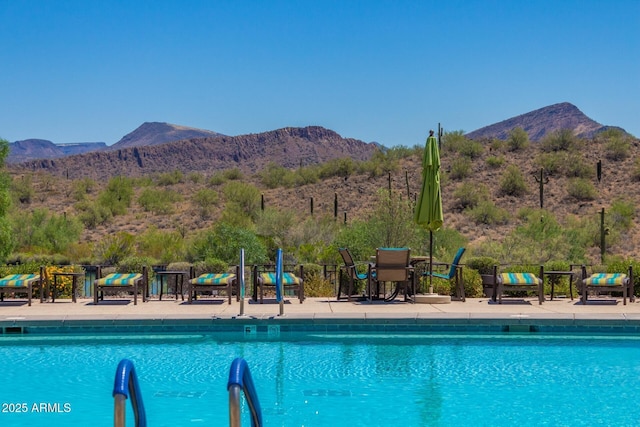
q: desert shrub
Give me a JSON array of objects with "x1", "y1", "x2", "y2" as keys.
[
  {"x1": 259, "y1": 162, "x2": 295, "y2": 188},
  {"x1": 467, "y1": 201, "x2": 509, "y2": 225},
  {"x1": 490, "y1": 138, "x2": 506, "y2": 152},
  {"x1": 456, "y1": 139, "x2": 484, "y2": 159},
  {"x1": 138, "y1": 188, "x2": 182, "y2": 214},
  {"x1": 223, "y1": 168, "x2": 243, "y2": 180},
  {"x1": 117, "y1": 256, "x2": 158, "y2": 285},
  {"x1": 220, "y1": 182, "x2": 261, "y2": 226},
  {"x1": 534, "y1": 152, "x2": 563, "y2": 175},
  {"x1": 187, "y1": 223, "x2": 268, "y2": 265},
  {"x1": 632, "y1": 158, "x2": 640, "y2": 181},
  {"x1": 319, "y1": 157, "x2": 356, "y2": 179},
  {"x1": 11, "y1": 174, "x2": 34, "y2": 204},
  {"x1": 294, "y1": 166, "x2": 319, "y2": 186},
  {"x1": 75, "y1": 200, "x2": 112, "y2": 228},
  {"x1": 208, "y1": 173, "x2": 226, "y2": 186},
  {"x1": 72, "y1": 177, "x2": 97, "y2": 201},
  {"x1": 507, "y1": 127, "x2": 530, "y2": 151},
  {"x1": 156, "y1": 170, "x2": 184, "y2": 186},
  {"x1": 138, "y1": 226, "x2": 185, "y2": 264},
  {"x1": 563, "y1": 154, "x2": 593, "y2": 178},
  {"x1": 608, "y1": 199, "x2": 635, "y2": 231},
  {"x1": 453, "y1": 182, "x2": 489, "y2": 210},
  {"x1": 192, "y1": 258, "x2": 229, "y2": 276},
  {"x1": 485, "y1": 156, "x2": 505, "y2": 168},
  {"x1": 607, "y1": 258, "x2": 640, "y2": 297},
  {"x1": 540, "y1": 128, "x2": 580, "y2": 152},
  {"x1": 256, "y1": 208, "x2": 295, "y2": 252},
  {"x1": 462, "y1": 268, "x2": 484, "y2": 298},
  {"x1": 466, "y1": 256, "x2": 498, "y2": 275},
  {"x1": 449, "y1": 157, "x2": 472, "y2": 180},
  {"x1": 301, "y1": 263, "x2": 334, "y2": 297},
  {"x1": 187, "y1": 172, "x2": 204, "y2": 184},
  {"x1": 11, "y1": 208, "x2": 83, "y2": 254},
  {"x1": 567, "y1": 178, "x2": 596, "y2": 200},
  {"x1": 94, "y1": 232, "x2": 135, "y2": 265},
  {"x1": 605, "y1": 138, "x2": 631, "y2": 161},
  {"x1": 192, "y1": 188, "x2": 219, "y2": 219},
  {"x1": 499, "y1": 165, "x2": 528, "y2": 196},
  {"x1": 98, "y1": 176, "x2": 133, "y2": 216}
]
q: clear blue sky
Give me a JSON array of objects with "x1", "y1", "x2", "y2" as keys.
[{"x1": 1, "y1": 0, "x2": 638, "y2": 146}]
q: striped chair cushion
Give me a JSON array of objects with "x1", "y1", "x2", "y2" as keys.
[
  {"x1": 97, "y1": 273, "x2": 142, "y2": 286},
  {"x1": 584, "y1": 273, "x2": 628, "y2": 286},
  {"x1": 499, "y1": 273, "x2": 540, "y2": 285},
  {"x1": 259, "y1": 272, "x2": 302, "y2": 285},
  {"x1": 191, "y1": 273, "x2": 235, "y2": 285},
  {"x1": 0, "y1": 274, "x2": 39, "y2": 287}
]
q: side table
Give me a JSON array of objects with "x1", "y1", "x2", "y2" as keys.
[
  {"x1": 544, "y1": 270, "x2": 574, "y2": 300},
  {"x1": 156, "y1": 271, "x2": 188, "y2": 301},
  {"x1": 51, "y1": 272, "x2": 84, "y2": 302}
]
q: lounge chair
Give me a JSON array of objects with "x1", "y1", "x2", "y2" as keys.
[
  {"x1": 422, "y1": 247, "x2": 466, "y2": 301},
  {"x1": 492, "y1": 265, "x2": 544, "y2": 305},
  {"x1": 93, "y1": 266, "x2": 148, "y2": 305},
  {"x1": 0, "y1": 266, "x2": 44, "y2": 306},
  {"x1": 368, "y1": 247, "x2": 414, "y2": 302},
  {"x1": 337, "y1": 248, "x2": 372, "y2": 301},
  {"x1": 188, "y1": 265, "x2": 239, "y2": 304},
  {"x1": 253, "y1": 260, "x2": 304, "y2": 304},
  {"x1": 581, "y1": 265, "x2": 633, "y2": 305}
]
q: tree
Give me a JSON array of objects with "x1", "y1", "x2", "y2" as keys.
[
  {"x1": 507, "y1": 127, "x2": 530, "y2": 151},
  {"x1": 0, "y1": 138, "x2": 14, "y2": 261}
]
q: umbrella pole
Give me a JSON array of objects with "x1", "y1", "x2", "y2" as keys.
[{"x1": 429, "y1": 230, "x2": 434, "y2": 294}]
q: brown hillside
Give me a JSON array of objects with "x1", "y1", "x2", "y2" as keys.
[
  {"x1": 10, "y1": 133, "x2": 640, "y2": 265},
  {"x1": 13, "y1": 126, "x2": 377, "y2": 181}
]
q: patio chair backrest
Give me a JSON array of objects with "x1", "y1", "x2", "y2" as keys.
[
  {"x1": 375, "y1": 248, "x2": 411, "y2": 282},
  {"x1": 445, "y1": 247, "x2": 466, "y2": 278},
  {"x1": 339, "y1": 248, "x2": 355, "y2": 268}
]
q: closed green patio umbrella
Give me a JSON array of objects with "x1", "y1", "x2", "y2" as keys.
[{"x1": 414, "y1": 130, "x2": 443, "y2": 294}]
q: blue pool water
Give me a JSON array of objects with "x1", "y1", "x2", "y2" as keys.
[{"x1": 2, "y1": 332, "x2": 640, "y2": 426}]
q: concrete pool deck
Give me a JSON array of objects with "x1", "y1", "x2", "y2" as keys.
[{"x1": 2, "y1": 295, "x2": 640, "y2": 322}]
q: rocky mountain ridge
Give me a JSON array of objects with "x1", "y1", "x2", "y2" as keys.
[{"x1": 13, "y1": 126, "x2": 377, "y2": 180}]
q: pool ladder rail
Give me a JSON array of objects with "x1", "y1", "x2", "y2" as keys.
[
  {"x1": 113, "y1": 359, "x2": 147, "y2": 427},
  {"x1": 228, "y1": 357, "x2": 263, "y2": 427},
  {"x1": 112, "y1": 357, "x2": 262, "y2": 427}
]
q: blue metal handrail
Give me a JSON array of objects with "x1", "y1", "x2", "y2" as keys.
[
  {"x1": 113, "y1": 359, "x2": 147, "y2": 427},
  {"x1": 227, "y1": 358, "x2": 262, "y2": 427}
]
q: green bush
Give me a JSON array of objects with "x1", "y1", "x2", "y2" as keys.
[
  {"x1": 467, "y1": 201, "x2": 509, "y2": 225},
  {"x1": 466, "y1": 257, "x2": 498, "y2": 275},
  {"x1": 223, "y1": 168, "x2": 243, "y2": 180},
  {"x1": 632, "y1": 158, "x2": 640, "y2": 181},
  {"x1": 607, "y1": 258, "x2": 640, "y2": 297},
  {"x1": 449, "y1": 157, "x2": 472, "y2": 180},
  {"x1": 192, "y1": 188, "x2": 219, "y2": 219},
  {"x1": 187, "y1": 172, "x2": 204, "y2": 184},
  {"x1": 507, "y1": 127, "x2": 529, "y2": 151},
  {"x1": 563, "y1": 154, "x2": 593, "y2": 178},
  {"x1": 72, "y1": 177, "x2": 97, "y2": 201},
  {"x1": 75, "y1": 200, "x2": 112, "y2": 228},
  {"x1": 192, "y1": 258, "x2": 229, "y2": 276},
  {"x1": 138, "y1": 188, "x2": 182, "y2": 214},
  {"x1": 98, "y1": 176, "x2": 133, "y2": 216},
  {"x1": 485, "y1": 156, "x2": 505, "y2": 168},
  {"x1": 453, "y1": 182, "x2": 489, "y2": 210},
  {"x1": 301, "y1": 263, "x2": 334, "y2": 297},
  {"x1": 462, "y1": 268, "x2": 484, "y2": 298},
  {"x1": 94, "y1": 232, "x2": 135, "y2": 265},
  {"x1": 567, "y1": 178, "x2": 596, "y2": 200},
  {"x1": 541, "y1": 129, "x2": 580, "y2": 152},
  {"x1": 11, "y1": 174, "x2": 34, "y2": 204},
  {"x1": 259, "y1": 163, "x2": 295, "y2": 188},
  {"x1": 534, "y1": 153, "x2": 563, "y2": 175},
  {"x1": 208, "y1": 173, "x2": 226, "y2": 186},
  {"x1": 156, "y1": 170, "x2": 184, "y2": 186},
  {"x1": 609, "y1": 199, "x2": 635, "y2": 231},
  {"x1": 499, "y1": 165, "x2": 528, "y2": 196},
  {"x1": 187, "y1": 223, "x2": 268, "y2": 265}
]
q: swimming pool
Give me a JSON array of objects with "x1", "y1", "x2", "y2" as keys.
[{"x1": 2, "y1": 330, "x2": 640, "y2": 426}]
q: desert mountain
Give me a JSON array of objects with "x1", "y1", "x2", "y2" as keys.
[
  {"x1": 110, "y1": 122, "x2": 224, "y2": 149},
  {"x1": 7, "y1": 139, "x2": 107, "y2": 164},
  {"x1": 14, "y1": 126, "x2": 377, "y2": 180},
  {"x1": 465, "y1": 102, "x2": 628, "y2": 141}
]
